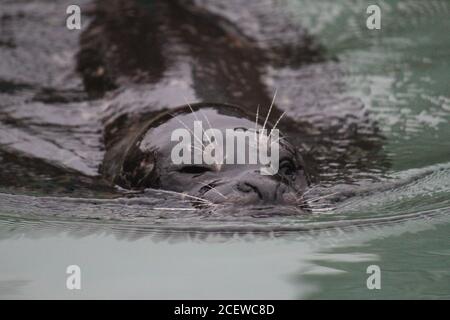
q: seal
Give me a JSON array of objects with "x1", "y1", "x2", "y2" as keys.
[
  {"x1": 102, "y1": 103, "x2": 311, "y2": 209},
  {"x1": 76, "y1": 0, "x2": 388, "y2": 211},
  {"x1": 0, "y1": 0, "x2": 389, "y2": 215}
]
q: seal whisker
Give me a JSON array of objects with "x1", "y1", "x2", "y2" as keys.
[
  {"x1": 310, "y1": 208, "x2": 336, "y2": 214},
  {"x1": 297, "y1": 184, "x2": 326, "y2": 201},
  {"x1": 184, "y1": 97, "x2": 201, "y2": 123},
  {"x1": 297, "y1": 201, "x2": 336, "y2": 211},
  {"x1": 154, "y1": 207, "x2": 198, "y2": 211},
  {"x1": 199, "y1": 110, "x2": 223, "y2": 168},
  {"x1": 305, "y1": 192, "x2": 339, "y2": 203},
  {"x1": 184, "y1": 98, "x2": 215, "y2": 163},
  {"x1": 177, "y1": 198, "x2": 211, "y2": 205},
  {"x1": 262, "y1": 88, "x2": 277, "y2": 132},
  {"x1": 301, "y1": 204, "x2": 335, "y2": 210},
  {"x1": 254, "y1": 104, "x2": 260, "y2": 142},
  {"x1": 254, "y1": 104, "x2": 260, "y2": 128},
  {"x1": 199, "y1": 111, "x2": 213, "y2": 144},
  {"x1": 270, "y1": 136, "x2": 286, "y2": 146},
  {"x1": 307, "y1": 206, "x2": 336, "y2": 210},
  {"x1": 297, "y1": 197, "x2": 331, "y2": 205},
  {"x1": 268, "y1": 110, "x2": 286, "y2": 140},
  {"x1": 199, "y1": 110, "x2": 214, "y2": 137},
  {"x1": 196, "y1": 181, "x2": 228, "y2": 200},
  {"x1": 297, "y1": 199, "x2": 331, "y2": 208},
  {"x1": 169, "y1": 113, "x2": 207, "y2": 150},
  {"x1": 189, "y1": 145, "x2": 206, "y2": 154},
  {"x1": 297, "y1": 200, "x2": 334, "y2": 208},
  {"x1": 297, "y1": 186, "x2": 318, "y2": 198},
  {"x1": 153, "y1": 189, "x2": 214, "y2": 205}
]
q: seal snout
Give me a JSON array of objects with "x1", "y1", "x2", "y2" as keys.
[
  {"x1": 235, "y1": 176, "x2": 281, "y2": 202},
  {"x1": 198, "y1": 172, "x2": 301, "y2": 207}
]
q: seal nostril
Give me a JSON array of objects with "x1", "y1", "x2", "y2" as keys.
[
  {"x1": 236, "y1": 182, "x2": 251, "y2": 193},
  {"x1": 237, "y1": 182, "x2": 263, "y2": 199}
]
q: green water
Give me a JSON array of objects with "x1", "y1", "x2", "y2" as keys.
[{"x1": 1, "y1": 0, "x2": 449, "y2": 299}]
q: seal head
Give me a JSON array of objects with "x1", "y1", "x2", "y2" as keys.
[{"x1": 104, "y1": 103, "x2": 310, "y2": 209}]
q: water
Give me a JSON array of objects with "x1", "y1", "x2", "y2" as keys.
[{"x1": 0, "y1": 0, "x2": 449, "y2": 299}]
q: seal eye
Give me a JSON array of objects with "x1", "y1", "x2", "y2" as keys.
[
  {"x1": 178, "y1": 165, "x2": 212, "y2": 175},
  {"x1": 279, "y1": 159, "x2": 296, "y2": 176}
]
